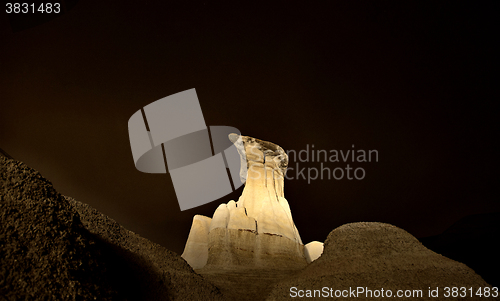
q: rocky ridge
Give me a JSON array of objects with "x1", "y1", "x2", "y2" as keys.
[
  {"x1": 266, "y1": 222, "x2": 497, "y2": 301},
  {"x1": 0, "y1": 156, "x2": 222, "y2": 300}
]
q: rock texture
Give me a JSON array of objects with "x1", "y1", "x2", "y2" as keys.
[
  {"x1": 234, "y1": 135, "x2": 301, "y2": 243},
  {"x1": 181, "y1": 215, "x2": 212, "y2": 269},
  {"x1": 205, "y1": 228, "x2": 306, "y2": 269},
  {"x1": 0, "y1": 156, "x2": 222, "y2": 301},
  {"x1": 68, "y1": 197, "x2": 223, "y2": 301},
  {"x1": 267, "y1": 222, "x2": 497, "y2": 301},
  {"x1": 304, "y1": 241, "x2": 324, "y2": 263},
  {"x1": 0, "y1": 157, "x2": 117, "y2": 300},
  {"x1": 182, "y1": 135, "x2": 307, "y2": 270}
]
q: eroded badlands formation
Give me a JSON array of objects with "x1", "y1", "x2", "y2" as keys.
[
  {"x1": 182, "y1": 135, "x2": 316, "y2": 270},
  {"x1": 181, "y1": 135, "x2": 496, "y2": 301}
]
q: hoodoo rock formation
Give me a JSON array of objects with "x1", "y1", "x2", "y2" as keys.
[{"x1": 182, "y1": 135, "x2": 308, "y2": 270}]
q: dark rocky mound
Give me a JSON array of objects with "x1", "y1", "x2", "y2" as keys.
[
  {"x1": 1, "y1": 157, "x2": 117, "y2": 300},
  {"x1": 65, "y1": 196, "x2": 222, "y2": 301},
  {"x1": 0, "y1": 157, "x2": 222, "y2": 300},
  {"x1": 267, "y1": 222, "x2": 497, "y2": 301},
  {"x1": 420, "y1": 212, "x2": 500, "y2": 288}
]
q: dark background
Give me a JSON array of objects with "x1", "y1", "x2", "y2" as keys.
[{"x1": 1, "y1": 1, "x2": 498, "y2": 255}]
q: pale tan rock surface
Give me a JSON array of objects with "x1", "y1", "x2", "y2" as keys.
[
  {"x1": 181, "y1": 215, "x2": 212, "y2": 269},
  {"x1": 235, "y1": 136, "x2": 302, "y2": 243},
  {"x1": 227, "y1": 200, "x2": 256, "y2": 231},
  {"x1": 304, "y1": 241, "x2": 324, "y2": 263},
  {"x1": 210, "y1": 204, "x2": 230, "y2": 232},
  {"x1": 267, "y1": 222, "x2": 498, "y2": 301},
  {"x1": 205, "y1": 228, "x2": 306, "y2": 269},
  {"x1": 182, "y1": 135, "x2": 307, "y2": 270}
]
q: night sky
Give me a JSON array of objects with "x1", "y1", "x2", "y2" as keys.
[{"x1": 1, "y1": 1, "x2": 498, "y2": 255}]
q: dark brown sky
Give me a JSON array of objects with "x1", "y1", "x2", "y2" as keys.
[{"x1": 1, "y1": 1, "x2": 498, "y2": 254}]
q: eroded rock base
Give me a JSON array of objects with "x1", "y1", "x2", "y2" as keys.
[
  {"x1": 198, "y1": 268, "x2": 303, "y2": 301},
  {"x1": 204, "y1": 228, "x2": 307, "y2": 270}
]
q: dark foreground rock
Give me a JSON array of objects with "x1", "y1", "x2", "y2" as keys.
[
  {"x1": 0, "y1": 157, "x2": 222, "y2": 300},
  {"x1": 66, "y1": 196, "x2": 222, "y2": 301},
  {"x1": 1, "y1": 157, "x2": 116, "y2": 300},
  {"x1": 266, "y1": 222, "x2": 498, "y2": 301}
]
